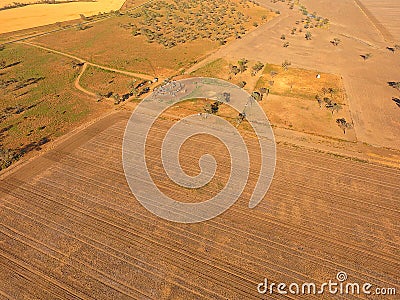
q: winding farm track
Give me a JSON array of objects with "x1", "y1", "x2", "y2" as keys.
[
  {"x1": 19, "y1": 41, "x2": 154, "y2": 81},
  {"x1": 0, "y1": 110, "x2": 399, "y2": 299},
  {"x1": 74, "y1": 62, "x2": 96, "y2": 97}
]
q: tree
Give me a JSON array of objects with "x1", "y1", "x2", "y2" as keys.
[
  {"x1": 238, "y1": 81, "x2": 246, "y2": 88},
  {"x1": 77, "y1": 23, "x2": 86, "y2": 31},
  {"x1": 251, "y1": 91, "x2": 262, "y2": 101},
  {"x1": 331, "y1": 38, "x2": 341, "y2": 46},
  {"x1": 221, "y1": 92, "x2": 230, "y2": 102},
  {"x1": 270, "y1": 70, "x2": 278, "y2": 78},
  {"x1": 336, "y1": 118, "x2": 353, "y2": 134},
  {"x1": 280, "y1": 34, "x2": 286, "y2": 40},
  {"x1": 210, "y1": 101, "x2": 221, "y2": 114},
  {"x1": 326, "y1": 102, "x2": 342, "y2": 114},
  {"x1": 113, "y1": 93, "x2": 121, "y2": 105},
  {"x1": 388, "y1": 81, "x2": 400, "y2": 91},
  {"x1": 0, "y1": 148, "x2": 15, "y2": 170},
  {"x1": 95, "y1": 92, "x2": 103, "y2": 102},
  {"x1": 203, "y1": 103, "x2": 212, "y2": 114},
  {"x1": 238, "y1": 58, "x2": 248, "y2": 73},
  {"x1": 251, "y1": 62, "x2": 264, "y2": 75},
  {"x1": 282, "y1": 60, "x2": 291, "y2": 71},
  {"x1": 323, "y1": 97, "x2": 332, "y2": 105},
  {"x1": 315, "y1": 95, "x2": 322, "y2": 107},
  {"x1": 229, "y1": 64, "x2": 240, "y2": 75},
  {"x1": 259, "y1": 87, "x2": 269, "y2": 96},
  {"x1": 0, "y1": 44, "x2": 4, "y2": 51},
  {"x1": 361, "y1": 53, "x2": 372, "y2": 60},
  {"x1": 283, "y1": 42, "x2": 290, "y2": 48},
  {"x1": 327, "y1": 87, "x2": 336, "y2": 97},
  {"x1": 236, "y1": 112, "x2": 246, "y2": 127},
  {"x1": 305, "y1": 31, "x2": 312, "y2": 40}
]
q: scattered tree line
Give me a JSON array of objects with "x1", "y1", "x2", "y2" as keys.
[
  {"x1": 118, "y1": 0, "x2": 270, "y2": 48},
  {"x1": 94, "y1": 79, "x2": 151, "y2": 104}
]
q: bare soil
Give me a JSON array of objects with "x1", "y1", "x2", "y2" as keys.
[
  {"x1": 0, "y1": 110, "x2": 398, "y2": 299},
  {"x1": 188, "y1": 0, "x2": 400, "y2": 150}
]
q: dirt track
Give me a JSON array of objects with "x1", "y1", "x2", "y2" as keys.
[
  {"x1": 75, "y1": 63, "x2": 97, "y2": 97},
  {"x1": 19, "y1": 41, "x2": 155, "y2": 81},
  {"x1": 0, "y1": 110, "x2": 398, "y2": 299}
]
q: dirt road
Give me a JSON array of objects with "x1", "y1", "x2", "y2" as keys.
[
  {"x1": 19, "y1": 41, "x2": 154, "y2": 81},
  {"x1": 74, "y1": 62, "x2": 97, "y2": 97}
]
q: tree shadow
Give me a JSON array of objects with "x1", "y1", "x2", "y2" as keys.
[
  {"x1": 388, "y1": 81, "x2": 400, "y2": 89},
  {"x1": 387, "y1": 47, "x2": 395, "y2": 53},
  {"x1": 15, "y1": 136, "x2": 50, "y2": 157},
  {"x1": 392, "y1": 97, "x2": 400, "y2": 108},
  {"x1": 0, "y1": 124, "x2": 14, "y2": 142}
]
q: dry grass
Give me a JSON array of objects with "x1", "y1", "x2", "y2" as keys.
[
  {"x1": 190, "y1": 58, "x2": 230, "y2": 78},
  {"x1": 256, "y1": 63, "x2": 346, "y2": 102},
  {"x1": 0, "y1": 43, "x2": 110, "y2": 168},
  {"x1": 31, "y1": 0, "x2": 274, "y2": 77},
  {"x1": 190, "y1": 58, "x2": 353, "y2": 139},
  {"x1": 32, "y1": 15, "x2": 218, "y2": 77},
  {"x1": 79, "y1": 65, "x2": 140, "y2": 96}
]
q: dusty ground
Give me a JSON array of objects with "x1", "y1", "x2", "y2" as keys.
[
  {"x1": 188, "y1": 0, "x2": 400, "y2": 150},
  {"x1": 0, "y1": 110, "x2": 398, "y2": 299},
  {"x1": 79, "y1": 65, "x2": 139, "y2": 96},
  {"x1": 358, "y1": 0, "x2": 400, "y2": 41}
]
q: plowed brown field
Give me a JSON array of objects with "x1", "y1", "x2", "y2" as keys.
[{"x1": 0, "y1": 110, "x2": 398, "y2": 299}]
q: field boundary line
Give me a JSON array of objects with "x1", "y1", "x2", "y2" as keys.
[
  {"x1": 1, "y1": 0, "x2": 154, "y2": 41},
  {"x1": 0, "y1": 111, "x2": 128, "y2": 180},
  {"x1": 353, "y1": 0, "x2": 395, "y2": 43}
]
